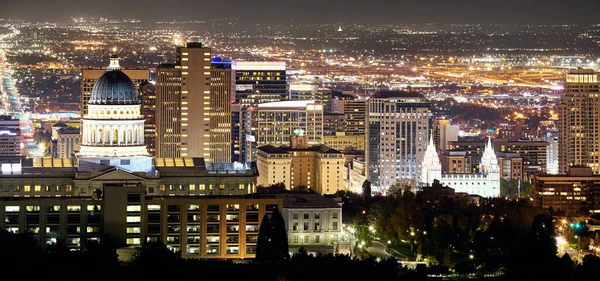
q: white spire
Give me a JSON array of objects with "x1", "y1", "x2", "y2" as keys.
[
  {"x1": 421, "y1": 134, "x2": 442, "y2": 185},
  {"x1": 480, "y1": 136, "x2": 499, "y2": 175}
]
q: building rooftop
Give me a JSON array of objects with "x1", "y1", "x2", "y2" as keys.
[
  {"x1": 258, "y1": 145, "x2": 342, "y2": 154},
  {"x1": 279, "y1": 193, "x2": 341, "y2": 208},
  {"x1": 57, "y1": 127, "x2": 80, "y2": 135},
  {"x1": 257, "y1": 100, "x2": 315, "y2": 109},
  {"x1": 370, "y1": 90, "x2": 425, "y2": 99}
]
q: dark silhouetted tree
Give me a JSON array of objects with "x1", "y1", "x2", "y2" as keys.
[
  {"x1": 256, "y1": 207, "x2": 289, "y2": 264},
  {"x1": 362, "y1": 180, "x2": 372, "y2": 208}
]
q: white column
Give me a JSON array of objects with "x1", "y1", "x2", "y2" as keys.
[{"x1": 118, "y1": 126, "x2": 123, "y2": 145}]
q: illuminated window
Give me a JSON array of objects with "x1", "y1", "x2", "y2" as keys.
[
  {"x1": 189, "y1": 184, "x2": 196, "y2": 191},
  {"x1": 239, "y1": 184, "x2": 245, "y2": 190},
  {"x1": 147, "y1": 205, "x2": 161, "y2": 211},
  {"x1": 127, "y1": 227, "x2": 141, "y2": 234},
  {"x1": 67, "y1": 205, "x2": 81, "y2": 212},
  {"x1": 5, "y1": 206, "x2": 19, "y2": 212},
  {"x1": 127, "y1": 206, "x2": 141, "y2": 212},
  {"x1": 127, "y1": 216, "x2": 141, "y2": 223},
  {"x1": 219, "y1": 184, "x2": 225, "y2": 190},
  {"x1": 24, "y1": 186, "x2": 30, "y2": 192},
  {"x1": 126, "y1": 238, "x2": 141, "y2": 245},
  {"x1": 34, "y1": 185, "x2": 41, "y2": 192}
]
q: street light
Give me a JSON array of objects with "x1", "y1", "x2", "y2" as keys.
[{"x1": 469, "y1": 254, "x2": 474, "y2": 260}]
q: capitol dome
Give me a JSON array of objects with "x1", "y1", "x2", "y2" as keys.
[{"x1": 88, "y1": 65, "x2": 139, "y2": 105}]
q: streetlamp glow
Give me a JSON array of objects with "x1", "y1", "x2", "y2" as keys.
[{"x1": 469, "y1": 254, "x2": 474, "y2": 260}]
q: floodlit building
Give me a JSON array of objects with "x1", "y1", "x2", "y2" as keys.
[
  {"x1": 155, "y1": 64, "x2": 181, "y2": 158},
  {"x1": 323, "y1": 133, "x2": 365, "y2": 152},
  {"x1": 366, "y1": 91, "x2": 432, "y2": 189},
  {"x1": 421, "y1": 137, "x2": 500, "y2": 198},
  {"x1": 281, "y1": 193, "x2": 342, "y2": 251},
  {"x1": 0, "y1": 128, "x2": 20, "y2": 157},
  {"x1": 256, "y1": 135, "x2": 344, "y2": 194},
  {"x1": 434, "y1": 119, "x2": 459, "y2": 151},
  {"x1": 559, "y1": 69, "x2": 600, "y2": 174}
]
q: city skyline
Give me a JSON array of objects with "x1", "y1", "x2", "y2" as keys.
[{"x1": 1, "y1": 0, "x2": 600, "y2": 24}]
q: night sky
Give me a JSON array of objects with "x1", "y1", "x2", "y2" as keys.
[{"x1": 1, "y1": 0, "x2": 599, "y2": 24}]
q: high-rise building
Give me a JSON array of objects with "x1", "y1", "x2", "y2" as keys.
[
  {"x1": 139, "y1": 82, "x2": 156, "y2": 156},
  {"x1": 233, "y1": 61, "x2": 287, "y2": 108},
  {"x1": 176, "y1": 43, "x2": 212, "y2": 159},
  {"x1": 155, "y1": 64, "x2": 182, "y2": 158},
  {"x1": 56, "y1": 127, "x2": 80, "y2": 158},
  {"x1": 323, "y1": 114, "x2": 346, "y2": 136},
  {"x1": 209, "y1": 59, "x2": 233, "y2": 163},
  {"x1": 559, "y1": 69, "x2": 600, "y2": 174},
  {"x1": 80, "y1": 56, "x2": 149, "y2": 116},
  {"x1": 335, "y1": 99, "x2": 367, "y2": 136},
  {"x1": 255, "y1": 100, "x2": 323, "y2": 148},
  {"x1": 533, "y1": 166, "x2": 600, "y2": 214},
  {"x1": 366, "y1": 91, "x2": 432, "y2": 189},
  {"x1": 547, "y1": 135, "x2": 559, "y2": 174}
]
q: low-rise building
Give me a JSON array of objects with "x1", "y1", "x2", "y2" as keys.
[
  {"x1": 281, "y1": 193, "x2": 342, "y2": 253},
  {"x1": 256, "y1": 135, "x2": 345, "y2": 194},
  {"x1": 533, "y1": 166, "x2": 600, "y2": 215}
]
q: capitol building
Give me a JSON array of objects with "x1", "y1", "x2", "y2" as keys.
[
  {"x1": 421, "y1": 136, "x2": 501, "y2": 198},
  {"x1": 0, "y1": 56, "x2": 278, "y2": 259}
]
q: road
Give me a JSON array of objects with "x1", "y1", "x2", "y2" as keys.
[{"x1": 0, "y1": 26, "x2": 37, "y2": 157}]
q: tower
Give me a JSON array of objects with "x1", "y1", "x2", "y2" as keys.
[
  {"x1": 480, "y1": 137, "x2": 500, "y2": 197},
  {"x1": 77, "y1": 55, "x2": 152, "y2": 172},
  {"x1": 421, "y1": 134, "x2": 442, "y2": 186},
  {"x1": 559, "y1": 69, "x2": 600, "y2": 174},
  {"x1": 366, "y1": 91, "x2": 433, "y2": 189}
]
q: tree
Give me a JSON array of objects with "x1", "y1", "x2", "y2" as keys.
[
  {"x1": 256, "y1": 207, "x2": 290, "y2": 264},
  {"x1": 362, "y1": 180, "x2": 372, "y2": 208}
]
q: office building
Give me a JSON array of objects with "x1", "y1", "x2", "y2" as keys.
[
  {"x1": 176, "y1": 43, "x2": 212, "y2": 159},
  {"x1": 323, "y1": 114, "x2": 346, "y2": 136},
  {"x1": 256, "y1": 135, "x2": 344, "y2": 195},
  {"x1": 533, "y1": 166, "x2": 600, "y2": 215},
  {"x1": 80, "y1": 55, "x2": 149, "y2": 116},
  {"x1": 496, "y1": 152, "x2": 524, "y2": 181},
  {"x1": 139, "y1": 82, "x2": 156, "y2": 156},
  {"x1": 323, "y1": 133, "x2": 365, "y2": 152},
  {"x1": 434, "y1": 119, "x2": 459, "y2": 151},
  {"x1": 421, "y1": 137, "x2": 500, "y2": 197},
  {"x1": 335, "y1": 99, "x2": 367, "y2": 136},
  {"x1": 56, "y1": 127, "x2": 80, "y2": 158},
  {"x1": 233, "y1": 61, "x2": 287, "y2": 108},
  {"x1": 366, "y1": 91, "x2": 432, "y2": 189},
  {"x1": 209, "y1": 59, "x2": 233, "y2": 163},
  {"x1": 348, "y1": 159, "x2": 367, "y2": 193},
  {"x1": 255, "y1": 100, "x2": 323, "y2": 148},
  {"x1": 439, "y1": 150, "x2": 471, "y2": 174},
  {"x1": 282, "y1": 193, "x2": 342, "y2": 251},
  {"x1": 155, "y1": 64, "x2": 182, "y2": 158},
  {"x1": 559, "y1": 69, "x2": 600, "y2": 174}
]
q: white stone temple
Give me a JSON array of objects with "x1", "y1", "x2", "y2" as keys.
[
  {"x1": 77, "y1": 55, "x2": 153, "y2": 173},
  {"x1": 421, "y1": 136, "x2": 500, "y2": 197}
]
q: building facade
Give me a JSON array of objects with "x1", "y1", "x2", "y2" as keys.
[
  {"x1": 533, "y1": 166, "x2": 600, "y2": 215},
  {"x1": 256, "y1": 136, "x2": 345, "y2": 195},
  {"x1": 281, "y1": 194, "x2": 342, "y2": 250},
  {"x1": 155, "y1": 64, "x2": 182, "y2": 158},
  {"x1": 323, "y1": 133, "x2": 365, "y2": 152},
  {"x1": 559, "y1": 69, "x2": 600, "y2": 174},
  {"x1": 56, "y1": 127, "x2": 80, "y2": 158},
  {"x1": 209, "y1": 60, "x2": 233, "y2": 163},
  {"x1": 176, "y1": 43, "x2": 212, "y2": 159},
  {"x1": 255, "y1": 100, "x2": 323, "y2": 148},
  {"x1": 367, "y1": 91, "x2": 432, "y2": 189}
]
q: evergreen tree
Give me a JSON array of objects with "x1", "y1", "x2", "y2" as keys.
[
  {"x1": 362, "y1": 180, "x2": 372, "y2": 208},
  {"x1": 256, "y1": 207, "x2": 289, "y2": 264}
]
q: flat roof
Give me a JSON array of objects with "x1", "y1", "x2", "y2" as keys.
[{"x1": 257, "y1": 100, "x2": 315, "y2": 109}]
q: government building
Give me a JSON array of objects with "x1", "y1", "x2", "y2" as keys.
[{"x1": 0, "y1": 56, "x2": 283, "y2": 260}]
